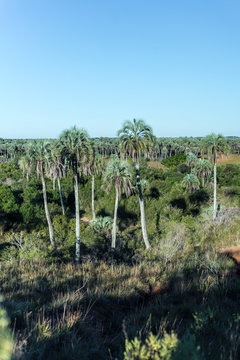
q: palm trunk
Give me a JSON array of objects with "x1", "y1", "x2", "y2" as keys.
[
  {"x1": 57, "y1": 176, "x2": 65, "y2": 216},
  {"x1": 53, "y1": 176, "x2": 56, "y2": 190},
  {"x1": 92, "y1": 175, "x2": 96, "y2": 221},
  {"x1": 213, "y1": 160, "x2": 217, "y2": 220},
  {"x1": 136, "y1": 161, "x2": 151, "y2": 249},
  {"x1": 74, "y1": 167, "x2": 80, "y2": 263},
  {"x1": 40, "y1": 165, "x2": 56, "y2": 249},
  {"x1": 112, "y1": 188, "x2": 119, "y2": 249}
]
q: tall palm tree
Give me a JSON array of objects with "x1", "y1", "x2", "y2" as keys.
[
  {"x1": 59, "y1": 126, "x2": 91, "y2": 262},
  {"x1": 195, "y1": 159, "x2": 212, "y2": 187},
  {"x1": 102, "y1": 156, "x2": 133, "y2": 248},
  {"x1": 201, "y1": 133, "x2": 227, "y2": 220},
  {"x1": 48, "y1": 142, "x2": 66, "y2": 216},
  {"x1": 89, "y1": 152, "x2": 104, "y2": 221},
  {"x1": 28, "y1": 141, "x2": 56, "y2": 249},
  {"x1": 117, "y1": 119, "x2": 154, "y2": 249}
]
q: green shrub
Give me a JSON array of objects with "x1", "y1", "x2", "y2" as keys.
[
  {"x1": 162, "y1": 154, "x2": 186, "y2": 168},
  {"x1": 124, "y1": 331, "x2": 202, "y2": 360}
]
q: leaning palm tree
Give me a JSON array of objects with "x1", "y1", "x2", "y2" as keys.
[
  {"x1": 89, "y1": 152, "x2": 104, "y2": 221},
  {"x1": 102, "y1": 156, "x2": 133, "y2": 248},
  {"x1": 28, "y1": 141, "x2": 56, "y2": 249},
  {"x1": 195, "y1": 159, "x2": 212, "y2": 187},
  {"x1": 182, "y1": 173, "x2": 200, "y2": 192},
  {"x1": 201, "y1": 133, "x2": 227, "y2": 220},
  {"x1": 118, "y1": 119, "x2": 154, "y2": 249},
  {"x1": 59, "y1": 127, "x2": 91, "y2": 262}
]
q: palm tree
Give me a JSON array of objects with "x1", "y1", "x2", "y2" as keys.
[
  {"x1": 182, "y1": 173, "x2": 200, "y2": 192},
  {"x1": 201, "y1": 133, "x2": 227, "y2": 220},
  {"x1": 186, "y1": 153, "x2": 198, "y2": 169},
  {"x1": 117, "y1": 119, "x2": 154, "y2": 249},
  {"x1": 59, "y1": 126, "x2": 91, "y2": 262},
  {"x1": 102, "y1": 156, "x2": 132, "y2": 248},
  {"x1": 89, "y1": 152, "x2": 104, "y2": 221},
  {"x1": 28, "y1": 141, "x2": 56, "y2": 249},
  {"x1": 49, "y1": 142, "x2": 66, "y2": 216},
  {"x1": 195, "y1": 159, "x2": 212, "y2": 187},
  {"x1": 18, "y1": 152, "x2": 32, "y2": 182}
]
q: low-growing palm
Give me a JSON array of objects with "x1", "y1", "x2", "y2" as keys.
[{"x1": 102, "y1": 156, "x2": 133, "y2": 249}]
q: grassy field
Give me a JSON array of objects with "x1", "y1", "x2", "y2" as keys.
[{"x1": 1, "y1": 215, "x2": 240, "y2": 359}]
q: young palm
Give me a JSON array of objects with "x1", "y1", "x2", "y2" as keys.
[
  {"x1": 59, "y1": 126, "x2": 91, "y2": 262},
  {"x1": 102, "y1": 156, "x2": 133, "y2": 249},
  {"x1": 201, "y1": 134, "x2": 227, "y2": 220},
  {"x1": 118, "y1": 119, "x2": 154, "y2": 249},
  {"x1": 28, "y1": 140, "x2": 56, "y2": 249}
]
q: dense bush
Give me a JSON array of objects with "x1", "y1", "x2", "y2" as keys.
[{"x1": 162, "y1": 154, "x2": 186, "y2": 168}]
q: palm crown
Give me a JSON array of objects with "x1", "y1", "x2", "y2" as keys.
[{"x1": 117, "y1": 119, "x2": 154, "y2": 161}]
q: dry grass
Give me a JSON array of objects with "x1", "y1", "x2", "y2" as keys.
[
  {"x1": 217, "y1": 155, "x2": 240, "y2": 165},
  {"x1": 147, "y1": 161, "x2": 167, "y2": 170}
]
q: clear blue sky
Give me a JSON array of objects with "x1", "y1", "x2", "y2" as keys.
[{"x1": 0, "y1": 0, "x2": 239, "y2": 138}]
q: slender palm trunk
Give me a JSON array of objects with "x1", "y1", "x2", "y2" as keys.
[
  {"x1": 53, "y1": 176, "x2": 56, "y2": 190},
  {"x1": 91, "y1": 175, "x2": 96, "y2": 221},
  {"x1": 40, "y1": 166, "x2": 56, "y2": 249},
  {"x1": 74, "y1": 167, "x2": 80, "y2": 262},
  {"x1": 112, "y1": 188, "x2": 119, "y2": 248},
  {"x1": 57, "y1": 176, "x2": 65, "y2": 216},
  {"x1": 213, "y1": 160, "x2": 217, "y2": 220},
  {"x1": 136, "y1": 161, "x2": 151, "y2": 249}
]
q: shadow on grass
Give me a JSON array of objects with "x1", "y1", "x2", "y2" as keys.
[{"x1": 3, "y1": 258, "x2": 240, "y2": 360}]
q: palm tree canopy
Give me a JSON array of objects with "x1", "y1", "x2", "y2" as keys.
[
  {"x1": 89, "y1": 151, "x2": 104, "y2": 175},
  {"x1": 117, "y1": 119, "x2": 155, "y2": 161},
  {"x1": 27, "y1": 140, "x2": 52, "y2": 174},
  {"x1": 59, "y1": 126, "x2": 91, "y2": 174},
  {"x1": 201, "y1": 133, "x2": 228, "y2": 162},
  {"x1": 195, "y1": 159, "x2": 212, "y2": 177},
  {"x1": 102, "y1": 156, "x2": 133, "y2": 198},
  {"x1": 182, "y1": 173, "x2": 200, "y2": 191},
  {"x1": 186, "y1": 153, "x2": 198, "y2": 168}
]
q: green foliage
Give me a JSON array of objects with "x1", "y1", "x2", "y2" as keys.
[
  {"x1": 162, "y1": 154, "x2": 186, "y2": 168},
  {"x1": 0, "y1": 186, "x2": 19, "y2": 213},
  {"x1": 124, "y1": 331, "x2": 202, "y2": 360},
  {"x1": 218, "y1": 165, "x2": 240, "y2": 187},
  {"x1": 124, "y1": 332, "x2": 178, "y2": 360},
  {"x1": 0, "y1": 298, "x2": 13, "y2": 360},
  {"x1": 182, "y1": 174, "x2": 200, "y2": 192},
  {"x1": 0, "y1": 162, "x2": 21, "y2": 182}
]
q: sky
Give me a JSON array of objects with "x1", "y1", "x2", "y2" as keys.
[{"x1": 0, "y1": 0, "x2": 239, "y2": 139}]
